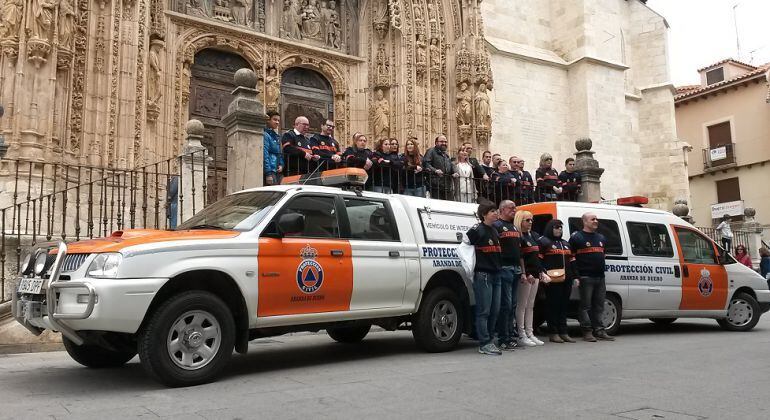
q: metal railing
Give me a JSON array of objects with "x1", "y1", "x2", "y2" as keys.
[
  {"x1": 1, "y1": 147, "x2": 227, "y2": 303},
  {"x1": 702, "y1": 143, "x2": 737, "y2": 171},
  {"x1": 698, "y1": 226, "x2": 754, "y2": 251}
]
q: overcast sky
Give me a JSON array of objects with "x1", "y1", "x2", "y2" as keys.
[{"x1": 645, "y1": 0, "x2": 770, "y2": 86}]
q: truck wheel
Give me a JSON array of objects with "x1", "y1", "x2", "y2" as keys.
[
  {"x1": 650, "y1": 318, "x2": 677, "y2": 326},
  {"x1": 717, "y1": 292, "x2": 760, "y2": 332},
  {"x1": 63, "y1": 336, "x2": 136, "y2": 368},
  {"x1": 138, "y1": 291, "x2": 235, "y2": 387},
  {"x1": 412, "y1": 287, "x2": 463, "y2": 352},
  {"x1": 326, "y1": 324, "x2": 371, "y2": 343},
  {"x1": 601, "y1": 294, "x2": 622, "y2": 336}
]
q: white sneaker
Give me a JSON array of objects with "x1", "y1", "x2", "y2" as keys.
[
  {"x1": 518, "y1": 336, "x2": 537, "y2": 347},
  {"x1": 528, "y1": 334, "x2": 545, "y2": 346}
]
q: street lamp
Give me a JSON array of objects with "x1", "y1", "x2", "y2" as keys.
[{"x1": 0, "y1": 104, "x2": 6, "y2": 159}]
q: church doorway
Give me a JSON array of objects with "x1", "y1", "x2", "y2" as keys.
[
  {"x1": 188, "y1": 48, "x2": 252, "y2": 203},
  {"x1": 280, "y1": 67, "x2": 334, "y2": 134}
]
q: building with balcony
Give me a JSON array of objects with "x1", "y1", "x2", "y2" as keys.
[{"x1": 675, "y1": 59, "x2": 770, "y2": 233}]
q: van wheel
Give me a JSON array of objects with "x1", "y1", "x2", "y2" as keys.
[
  {"x1": 138, "y1": 291, "x2": 235, "y2": 387},
  {"x1": 650, "y1": 318, "x2": 677, "y2": 326},
  {"x1": 413, "y1": 287, "x2": 463, "y2": 352},
  {"x1": 327, "y1": 324, "x2": 371, "y2": 343},
  {"x1": 63, "y1": 336, "x2": 136, "y2": 368},
  {"x1": 717, "y1": 292, "x2": 760, "y2": 332},
  {"x1": 602, "y1": 294, "x2": 622, "y2": 336}
]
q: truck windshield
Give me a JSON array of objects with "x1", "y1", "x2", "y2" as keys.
[{"x1": 176, "y1": 191, "x2": 284, "y2": 232}]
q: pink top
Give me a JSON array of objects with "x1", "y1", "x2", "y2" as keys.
[{"x1": 736, "y1": 253, "x2": 753, "y2": 269}]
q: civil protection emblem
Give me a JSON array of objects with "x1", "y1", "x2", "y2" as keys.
[
  {"x1": 697, "y1": 268, "x2": 713, "y2": 297},
  {"x1": 297, "y1": 245, "x2": 324, "y2": 294}
]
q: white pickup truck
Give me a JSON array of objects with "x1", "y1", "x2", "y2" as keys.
[{"x1": 13, "y1": 169, "x2": 481, "y2": 387}]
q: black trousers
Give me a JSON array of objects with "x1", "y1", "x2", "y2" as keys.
[{"x1": 546, "y1": 278, "x2": 574, "y2": 335}]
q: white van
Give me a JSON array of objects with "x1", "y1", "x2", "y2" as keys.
[{"x1": 521, "y1": 199, "x2": 770, "y2": 334}]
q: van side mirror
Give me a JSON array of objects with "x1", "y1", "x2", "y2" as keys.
[{"x1": 278, "y1": 213, "x2": 305, "y2": 236}]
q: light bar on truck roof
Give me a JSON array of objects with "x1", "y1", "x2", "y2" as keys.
[
  {"x1": 281, "y1": 167, "x2": 369, "y2": 187},
  {"x1": 598, "y1": 196, "x2": 649, "y2": 207}
]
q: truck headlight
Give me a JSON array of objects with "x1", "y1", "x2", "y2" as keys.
[
  {"x1": 87, "y1": 253, "x2": 122, "y2": 278},
  {"x1": 19, "y1": 252, "x2": 32, "y2": 275},
  {"x1": 34, "y1": 252, "x2": 49, "y2": 276}
]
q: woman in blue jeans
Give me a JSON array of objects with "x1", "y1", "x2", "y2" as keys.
[{"x1": 466, "y1": 202, "x2": 502, "y2": 355}]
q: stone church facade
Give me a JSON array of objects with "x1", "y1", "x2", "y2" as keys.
[{"x1": 0, "y1": 0, "x2": 688, "y2": 208}]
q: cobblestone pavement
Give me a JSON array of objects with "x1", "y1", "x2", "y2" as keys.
[{"x1": 1, "y1": 317, "x2": 769, "y2": 420}]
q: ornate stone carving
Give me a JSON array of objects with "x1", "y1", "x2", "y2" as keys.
[
  {"x1": 374, "y1": 44, "x2": 389, "y2": 87},
  {"x1": 264, "y1": 65, "x2": 280, "y2": 112},
  {"x1": 186, "y1": 0, "x2": 210, "y2": 17},
  {"x1": 68, "y1": 0, "x2": 90, "y2": 156},
  {"x1": 372, "y1": 0, "x2": 389, "y2": 40},
  {"x1": 301, "y1": 0, "x2": 322, "y2": 40},
  {"x1": 474, "y1": 82, "x2": 490, "y2": 128},
  {"x1": 0, "y1": 0, "x2": 24, "y2": 40},
  {"x1": 26, "y1": 0, "x2": 57, "y2": 42},
  {"x1": 58, "y1": 0, "x2": 76, "y2": 51},
  {"x1": 323, "y1": 1, "x2": 341, "y2": 48},
  {"x1": 282, "y1": 0, "x2": 303, "y2": 39},
  {"x1": 146, "y1": 38, "x2": 164, "y2": 120},
  {"x1": 56, "y1": 49, "x2": 73, "y2": 70},
  {"x1": 456, "y1": 81, "x2": 472, "y2": 126},
  {"x1": 388, "y1": 0, "x2": 403, "y2": 31},
  {"x1": 27, "y1": 38, "x2": 51, "y2": 68},
  {"x1": 213, "y1": 0, "x2": 233, "y2": 22},
  {"x1": 372, "y1": 88, "x2": 389, "y2": 140},
  {"x1": 231, "y1": 0, "x2": 252, "y2": 26},
  {"x1": 150, "y1": 0, "x2": 167, "y2": 39}
]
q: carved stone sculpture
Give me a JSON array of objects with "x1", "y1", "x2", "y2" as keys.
[
  {"x1": 375, "y1": 44, "x2": 390, "y2": 87},
  {"x1": 147, "y1": 40, "x2": 163, "y2": 105},
  {"x1": 322, "y1": 1, "x2": 341, "y2": 48},
  {"x1": 27, "y1": 0, "x2": 57, "y2": 41},
  {"x1": 416, "y1": 33, "x2": 427, "y2": 66},
  {"x1": 429, "y1": 37, "x2": 440, "y2": 71},
  {"x1": 213, "y1": 0, "x2": 233, "y2": 22},
  {"x1": 474, "y1": 82, "x2": 491, "y2": 128},
  {"x1": 264, "y1": 66, "x2": 280, "y2": 112},
  {"x1": 186, "y1": 0, "x2": 211, "y2": 17},
  {"x1": 456, "y1": 82, "x2": 472, "y2": 126},
  {"x1": 57, "y1": 0, "x2": 76, "y2": 50},
  {"x1": 231, "y1": 0, "x2": 252, "y2": 25},
  {"x1": 301, "y1": 0, "x2": 322, "y2": 40},
  {"x1": 372, "y1": 88, "x2": 390, "y2": 140},
  {"x1": 0, "y1": 0, "x2": 24, "y2": 40},
  {"x1": 282, "y1": 0, "x2": 302, "y2": 40}
]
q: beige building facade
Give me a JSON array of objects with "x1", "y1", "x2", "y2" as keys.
[
  {"x1": 0, "y1": 0, "x2": 685, "y2": 208},
  {"x1": 675, "y1": 59, "x2": 770, "y2": 231}
]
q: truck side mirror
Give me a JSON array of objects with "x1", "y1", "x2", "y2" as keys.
[{"x1": 278, "y1": 213, "x2": 305, "y2": 236}]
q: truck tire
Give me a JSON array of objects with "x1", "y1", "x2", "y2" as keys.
[
  {"x1": 63, "y1": 336, "x2": 136, "y2": 368},
  {"x1": 602, "y1": 294, "x2": 622, "y2": 336},
  {"x1": 326, "y1": 324, "x2": 371, "y2": 343},
  {"x1": 138, "y1": 291, "x2": 235, "y2": 387},
  {"x1": 717, "y1": 292, "x2": 760, "y2": 332},
  {"x1": 650, "y1": 318, "x2": 677, "y2": 326},
  {"x1": 412, "y1": 287, "x2": 463, "y2": 352}
]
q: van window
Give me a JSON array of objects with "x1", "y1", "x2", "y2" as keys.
[
  {"x1": 675, "y1": 228, "x2": 717, "y2": 264},
  {"x1": 627, "y1": 222, "x2": 674, "y2": 258},
  {"x1": 568, "y1": 217, "x2": 623, "y2": 255},
  {"x1": 279, "y1": 195, "x2": 339, "y2": 238},
  {"x1": 343, "y1": 198, "x2": 398, "y2": 241}
]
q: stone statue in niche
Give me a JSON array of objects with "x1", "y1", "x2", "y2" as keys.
[
  {"x1": 416, "y1": 33, "x2": 427, "y2": 66},
  {"x1": 456, "y1": 82, "x2": 472, "y2": 126},
  {"x1": 147, "y1": 39, "x2": 164, "y2": 106},
  {"x1": 375, "y1": 45, "x2": 389, "y2": 85},
  {"x1": 301, "y1": 0, "x2": 322, "y2": 40},
  {"x1": 429, "y1": 37, "x2": 440, "y2": 71},
  {"x1": 282, "y1": 0, "x2": 303, "y2": 39},
  {"x1": 213, "y1": 0, "x2": 233, "y2": 22},
  {"x1": 231, "y1": 0, "x2": 252, "y2": 25},
  {"x1": 413, "y1": 3, "x2": 422, "y2": 21},
  {"x1": 186, "y1": 0, "x2": 211, "y2": 17},
  {"x1": 26, "y1": 0, "x2": 57, "y2": 41},
  {"x1": 474, "y1": 82, "x2": 491, "y2": 128},
  {"x1": 372, "y1": 88, "x2": 390, "y2": 140},
  {"x1": 321, "y1": 0, "x2": 341, "y2": 48},
  {"x1": 57, "y1": 0, "x2": 76, "y2": 50},
  {"x1": 0, "y1": 0, "x2": 24, "y2": 40},
  {"x1": 264, "y1": 66, "x2": 280, "y2": 111}
]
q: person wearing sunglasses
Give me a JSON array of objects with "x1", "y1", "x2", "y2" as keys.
[
  {"x1": 311, "y1": 119, "x2": 343, "y2": 171},
  {"x1": 515, "y1": 210, "x2": 550, "y2": 347},
  {"x1": 735, "y1": 245, "x2": 753, "y2": 269},
  {"x1": 538, "y1": 219, "x2": 578, "y2": 343},
  {"x1": 569, "y1": 212, "x2": 615, "y2": 342}
]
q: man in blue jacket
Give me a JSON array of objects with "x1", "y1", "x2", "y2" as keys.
[{"x1": 263, "y1": 111, "x2": 284, "y2": 185}]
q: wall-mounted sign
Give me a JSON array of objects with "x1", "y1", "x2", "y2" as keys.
[
  {"x1": 710, "y1": 147, "x2": 727, "y2": 161},
  {"x1": 710, "y1": 200, "x2": 744, "y2": 219}
]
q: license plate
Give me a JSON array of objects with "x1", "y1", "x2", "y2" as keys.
[{"x1": 17, "y1": 278, "x2": 44, "y2": 294}]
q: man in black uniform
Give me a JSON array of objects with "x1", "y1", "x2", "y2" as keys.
[
  {"x1": 493, "y1": 200, "x2": 523, "y2": 350},
  {"x1": 281, "y1": 116, "x2": 319, "y2": 175},
  {"x1": 569, "y1": 212, "x2": 615, "y2": 342},
  {"x1": 311, "y1": 119, "x2": 343, "y2": 171},
  {"x1": 423, "y1": 135, "x2": 458, "y2": 200},
  {"x1": 481, "y1": 151, "x2": 495, "y2": 177},
  {"x1": 559, "y1": 158, "x2": 582, "y2": 201}
]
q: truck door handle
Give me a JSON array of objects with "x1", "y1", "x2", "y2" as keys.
[
  {"x1": 674, "y1": 265, "x2": 681, "y2": 278},
  {"x1": 648, "y1": 288, "x2": 660, "y2": 293},
  {"x1": 682, "y1": 265, "x2": 689, "y2": 277},
  {"x1": 330, "y1": 250, "x2": 344, "y2": 257},
  {"x1": 389, "y1": 251, "x2": 400, "y2": 258}
]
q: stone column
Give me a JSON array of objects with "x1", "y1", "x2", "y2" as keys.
[
  {"x1": 178, "y1": 120, "x2": 209, "y2": 223},
  {"x1": 740, "y1": 208, "x2": 763, "y2": 265},
  {"x1": 222, "y1": 68, "x2": 266, "y2": 195},
  {"x1": 574, "y1": 138, "x2": 604, "y2": 203}
]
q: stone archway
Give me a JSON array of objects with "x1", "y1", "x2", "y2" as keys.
[
  {"x1": 279, "y1": 67, "x2": 334, "y2": 134},
  {"x1": 188, "y1": 48, "x2": 253, "y2": 203}
]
